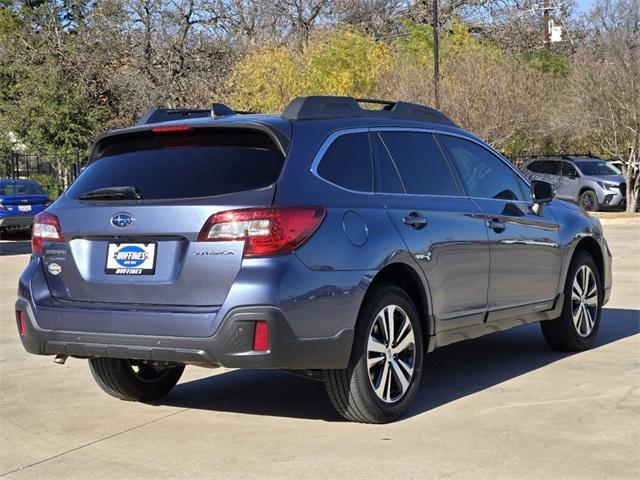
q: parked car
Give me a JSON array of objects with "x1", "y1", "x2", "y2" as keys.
[
  {"x1": 522, "y1": 155, "x2": 625, "y2": 211},
  {"x1": 0, "y1": 179, "x2": 51, "y2": 235},
  {"x1": 16, "y1": 97, "x2": 612, "y2": 423}
]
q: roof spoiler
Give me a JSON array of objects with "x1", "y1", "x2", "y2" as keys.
[
  {"x1": 137, "y1": 103, "x2": 252, "y2": 125},
  {"x1": 281, "y1": 96, "x2": 458, "y2": 126}
]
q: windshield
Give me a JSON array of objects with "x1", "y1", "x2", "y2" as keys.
[
  {"x1": 576, "y1": 160, "x2": 621, "y2": 176},
  {"x1": 0, "y1": 181, "x2": 45, "y2": 196}
]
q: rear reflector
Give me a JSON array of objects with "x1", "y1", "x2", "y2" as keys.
[
  {"x1": 253, "y1": 321, "x2": 269, "y2": 351},
  {"x1": 151, "y1": 125, "x2": 194, "y2": 133},
  {"x1": 17, "y1": 311, "x2": 26, "y2": 337},
  {"x1": 32, "y1": 211, "x2": 64, "y2": 255},
  {"x1": 197, "y1": 207, "x2": 325, "y2": 257}
]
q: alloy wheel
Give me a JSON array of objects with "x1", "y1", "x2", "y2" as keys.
[
  {"x1": 571, "y1": 265, "x2": 598, "y2": 337},
  {"x1": 367, "y1": 305, "x2": 416, "y2": 403},
  {"x1": 581, "y1": 192, "x2": 596, "y2": 211}
]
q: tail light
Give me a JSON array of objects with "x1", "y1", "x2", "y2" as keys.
[
  {"x1": 17, "y1": 311, "x2": 26, "y2": 337},
  {"x1": 32, "y1": 211, "x2": 64, "y2": 255},
  {"x1": 198, "y1": 207, "x2": 325, "y2": 257},
  {"x1": 253, "y1": 321, "x2": 269, "y2": 351},
  {"x1": 151, "y1": 125, "x2": 193, "y2": 133}
]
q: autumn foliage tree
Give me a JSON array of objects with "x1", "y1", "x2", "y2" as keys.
[{"x1": 559, "y1": 0, "x2": 639, "y2": 212}]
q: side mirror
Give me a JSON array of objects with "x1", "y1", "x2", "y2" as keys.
[{"x1": 531, "y1": 180, "x2": 554, "y2": 215}]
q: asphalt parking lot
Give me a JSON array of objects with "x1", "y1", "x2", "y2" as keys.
[{"x1": 1, "y1": 224, "x2": 639, "y2": 480}]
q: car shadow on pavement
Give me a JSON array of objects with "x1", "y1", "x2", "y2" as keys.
[
  {"x1": 160, "y1": 307, "x2": 640, "y2": 422},
  {"x1": 0, "y1": 231, "x2": 32, "y2": 256}
]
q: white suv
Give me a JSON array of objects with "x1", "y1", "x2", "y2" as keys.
[{"x1": 523, "y1": 156, "x2": 625, "y2": 211}]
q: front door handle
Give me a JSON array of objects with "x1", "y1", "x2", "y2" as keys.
[
  {"x1": 487, "y1": 217, "x2": 506, "y2": 233},
  {"x1": 403, "y1": 212, "x2": 428, "y2": 229}
]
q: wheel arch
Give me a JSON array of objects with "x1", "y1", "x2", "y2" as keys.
[
  {"x1": 578, "y1": 186, "x2": 596, "y2": 196},
  {"x1": 362, "y1": 262, "x2": 433, "y2": 346},
  {"x1": 573, "y1": 236, "x2": 605, "y2": 285}
]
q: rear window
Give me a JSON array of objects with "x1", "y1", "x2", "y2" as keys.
[
  {"x1": 0, "y1": 182, "x2": 45, "y2": 196},
  {"x1": 68, "y1": 129, "x2": 284, "y2": 200}
]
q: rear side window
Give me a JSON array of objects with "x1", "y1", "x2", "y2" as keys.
[
  {"x1": 439, "y1": 135, "x2": 524, "y2": 201},
  {"x1": 68, "y1": 129, "x2": 284, "y2": 200},
  {"x1": 528, "y1": 160, "x2": 560, "y2": 175},
  {"x1": 372, "y1": 134, "x2": 404, "y2": 194},
  {"x1": 379, "y1": 132, "x2": 459, "y2": 196},
  {"x1": 317, "y1": 133, "x2": 373, "y2": 192}
]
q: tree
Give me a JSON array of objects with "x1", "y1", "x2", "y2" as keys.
[
  {"x1": 560, "y1": 0, "x2": 640, "y2": 212},
  {"x1": 0, "y1": 2, "x2": 108, "y2": 161},
  {"x1": 376, "y1": 21, "x2": 558, "y2": 157},
  {"x1": 225, "y1": 29, "x2": 390, "y2": 112}
]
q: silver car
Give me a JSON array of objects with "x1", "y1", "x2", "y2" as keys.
[{"x1": 522, "y1": 156, "x2": 625, "y2": 211}]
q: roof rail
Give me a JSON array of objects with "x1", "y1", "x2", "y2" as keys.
[
  {"x1": 136, "y1": 103, "x2": 244, "y2": 125},
  {"x1": 281, "y1": 96, "x2": 458, "y2": 126}
]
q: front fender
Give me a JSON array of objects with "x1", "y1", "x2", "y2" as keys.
[{"x1": 549, "y1": 201, "x2": 612, "y2": 302}]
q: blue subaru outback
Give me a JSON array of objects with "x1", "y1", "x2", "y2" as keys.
[{"x1": 16, "y1": 97, "x2": 612, "y2": 423}]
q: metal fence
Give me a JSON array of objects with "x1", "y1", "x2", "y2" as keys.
[{"x1": 0, "y1": 151, "x2": 85, "y2": 198}]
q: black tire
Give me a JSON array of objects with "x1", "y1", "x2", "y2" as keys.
[
  {"x1": 579, "y1": 190, "x2": 599, "y2": 211},
  {"x1": 541, "y1": 250, "x2": 602, "y2": 351},
  {"x1": 324, "y1": 284, "x2": 424, "y2": 424},
  {"x1": 89, "y1": 358, "x2": 185, "y2": 401}
]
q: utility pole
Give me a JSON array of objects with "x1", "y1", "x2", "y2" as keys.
[
  {"x1": 542, "y1": 0, "x2": 551, "y2": 49},
  {"x1": 432, "y1": 0, "x2": 440, "y2": 109}
]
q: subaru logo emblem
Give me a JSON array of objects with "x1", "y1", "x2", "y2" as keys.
[{"x1": 111, "y1": 213, "x2": 134, "y2": 228}]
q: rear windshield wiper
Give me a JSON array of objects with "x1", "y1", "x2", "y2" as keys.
[{"x1": 78, "y1": 186, "x2": 142, "y2": 201}]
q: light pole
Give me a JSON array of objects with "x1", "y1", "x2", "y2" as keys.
[
  {"x1": 433, "y1": 0, "x2": 440, "y2": 109},
  {"x1": 542, "y1": 0, "x2": 551, "y2": 49}
]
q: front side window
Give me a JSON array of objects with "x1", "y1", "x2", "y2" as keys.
[
  {"x1": 561, "y1": 162, "x2": 579, "y2": 177},
  {"x1": 439, "y1": 135, "x2": 524, "y2": 201},
  {"x1": 317, "y1": 132, "x2": 373, "y2": 192},
  {"x1": 378, "y1": 131, "x2": 460, "y2": 196}
]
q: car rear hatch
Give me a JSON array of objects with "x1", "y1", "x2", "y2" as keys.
[{"x1": 41, "y1": 125, "x2": 286, "y2": 307}]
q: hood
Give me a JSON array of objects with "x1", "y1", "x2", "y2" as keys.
[{"x1": 587, "y1": 174, "x2": 624, "y2": 184}]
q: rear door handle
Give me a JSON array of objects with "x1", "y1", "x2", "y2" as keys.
[
  {"x1": 402, "y1": 212, "x2": 428, "y2": 229},
  {"x1": 487, "y1": 217, "x2": 506, "y2": 233}
]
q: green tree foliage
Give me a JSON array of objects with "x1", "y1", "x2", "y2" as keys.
[
  {"x1": 226, "y1": 30, "x2": 390, "y2": 112},
  {"x1": 518, "y1": 49, "x2": 570, "y2": 77},
  {"x1": 0, "y1": 2, "x2": 109, "y2": 159}
]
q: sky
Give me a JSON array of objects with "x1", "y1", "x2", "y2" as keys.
[{"x1": 574, "y1": 0, "x2": 596, "y2": 13}]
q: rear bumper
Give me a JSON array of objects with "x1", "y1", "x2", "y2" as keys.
[
  {"x1": 0, "y1": 215, "x2": 34, "y2": 229},
  {"x1": 16, "y1": 298, "x2": 354, "y2": 369}
]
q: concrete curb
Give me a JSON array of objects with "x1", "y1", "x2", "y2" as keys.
[{"x1": 599, "y1": 218, "x2": 640, "y2": 225}]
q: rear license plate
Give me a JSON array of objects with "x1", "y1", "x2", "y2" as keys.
[
  {"x1": 18, "y1": 205, "x2": 32, "y2": 212},
  {"x1": 105, "y1": 243, "x2": 157, "y2": 275}
]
